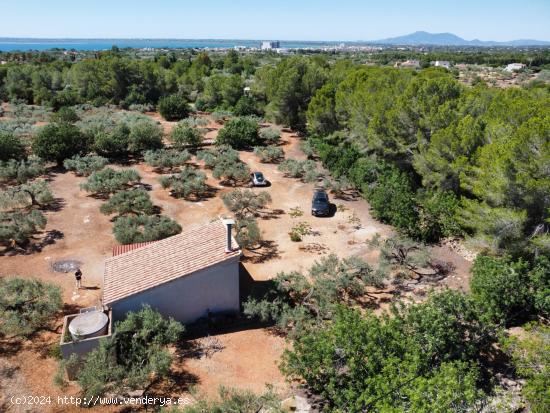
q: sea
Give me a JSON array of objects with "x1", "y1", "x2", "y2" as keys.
[{"x1": 0, "y1": 38, "x2": 343, "y2": 52}]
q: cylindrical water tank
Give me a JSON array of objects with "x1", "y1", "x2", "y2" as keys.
[{"x1": 69, "y1": 311, "x2": 109, "y2": 341}]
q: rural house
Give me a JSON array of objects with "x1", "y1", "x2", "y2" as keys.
[{"x1": 103, "y1": 219, "x2": 241, "y2": 324}]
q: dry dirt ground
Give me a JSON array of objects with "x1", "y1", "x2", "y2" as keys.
[{"x1": 0, "y1": 112, "x2": 473, "y2": 411}]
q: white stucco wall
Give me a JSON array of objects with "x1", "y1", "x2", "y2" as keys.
[{"x1": 110, "y1": 256, "x2": 240, "y2": 324}]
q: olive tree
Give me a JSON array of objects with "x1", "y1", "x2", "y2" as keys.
[
  {"x1": 0, "y1": 180, "x2": 54, "y2": 210},
  {"x1": 234, "y1": 219, "x2": 262, "y2": 250},
  {"x1": 100, "y1": 189, "x2": 155, "y2": 217},
  {"x1": 222, "y1": 189, "x2": 271, "y2": 219},
  {"x1": 0, "y1": 157, "x2": 45, "y2": 185},
  {"x1": 0, "y1": 277, "x2": 62, "y2": 337},
  {"x1": 159, "y1": 166, "x2": 208, "y2": 200},
  {"x1": 278, "y1": 158, "x2": 321, "y2": 182},
  {"x1": 259, "y1": 127, "x2": 281, "y2": 145},
  {"x1": 0, "y1": 210, "x2": 47, "y2": 250},
  {"x1": 244, "y1": 254, "x2": 384, "y2": 335},
  {"x1": 144, "y1": 149, "x2": 191, "y2": 172},
  {"x1": 197, "y1": 145, "x2": 250, "y2": 186},
  {"x1": 63, "y1": 155, "x2": 108, "y2": 176},
  {"x1": 113, "y1": 214, "x2": 182, "y2": 244},
  {"x1": 253, "y1": 145, "x2": 284, "y2": 163},
  {"x1": 80, "y1": 168, "x2": 141, "y2": 198}
]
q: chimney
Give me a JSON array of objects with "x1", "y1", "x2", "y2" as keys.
[{"x1": 221, "y1": 218, "x2": 235, "y2": 253}]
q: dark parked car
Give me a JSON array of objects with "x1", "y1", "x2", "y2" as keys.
[{"x1": 311, "y1": 189, "x2": 330, "y2": 216}]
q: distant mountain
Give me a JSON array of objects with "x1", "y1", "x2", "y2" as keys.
[{"x1": 371, "y1": 31, "x2": 550, "y2": 46}]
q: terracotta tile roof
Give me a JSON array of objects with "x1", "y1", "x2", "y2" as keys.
[
  {"x1": 112, "y1": 242, "x2": 155, "y2": 257},
  {"x1": 103, "y1": 220, "x2": 241, "y2": 305}
]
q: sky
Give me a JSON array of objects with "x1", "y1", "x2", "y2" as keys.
[{"x1": 1, "y1": 0, "x2": 549, "y2": 41}]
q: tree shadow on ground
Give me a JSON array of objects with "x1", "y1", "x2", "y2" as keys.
[
  {"x1": 260, "y1": 208, "x2": 284, "y2": 220},
  {"x1": 0, "y1": 229, "x2": 64, "y2": 256},
  {"x1": 41, "y1": 197, "x2": 66, "y2": 212},
  {"x1": 242, "y1": 240, "x2": 281, "y2": 264}
]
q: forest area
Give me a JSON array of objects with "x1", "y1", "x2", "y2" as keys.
[{"x1": 0, "y1": 48, "x2": 549, "y2": 412}]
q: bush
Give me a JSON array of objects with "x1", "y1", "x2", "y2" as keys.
[
  {"x1": 0, "y1": 277, "x2": 62, "y2": 337},
  {"x1": 0, "y1": 210, "x2": 47, "y2": 250},
  {"x1": 100, "y1": 189, "x2": 155, "y2": 217},
  {"x1": 502, "y1": 324, "x2": 550, "y2": 413},
  {"x1": 33, "y1": 122, "x2": 89, "y2": 165},
  {"x1": 416, "y1": 190, "x2": 462, "y2": 242},
  {"x1": 158, "y1": 94, "x2": 190, "y2": 121},
  {"x1": 80, "y1": 168, "x2": 141, "y2": 198},
  {"x1": 159, "y1": 166, "x2": 208, "y2": 200},
  {"x1": 76, "y1": 305, "x2": 183, "y2": 398},
  {"x1": 50, "y1": 107, "x2": 79, "y2": 124},
  {"x1": 0, "y1": 131, "x2": 26, "y2": 161},
  {"x1": 0, "y1": 157, "x2": 45, "y2": 184},
  {"x1": 170, "y1": 124, "x2": 203, "y2": 149},
  {"x1": 63, "y1": 155, "x2": 108, "y2": 176},
  {"x1": 367, "y1": 168, "x2": 419, "y2": 237},
  {"x1": 253, "y1": 145, "x2": 284, "y2": 163},
  {"x1": 113, "y1": 214, "x2": 182, "y2": 244},
  {"x1": 92, "y1": 123, "x2": 130, "y2": 159},
  {"x1": 127, "y1": 120, "x2": 163, "y2": 155},
  {"x1": 259, "y1": 127, "x2": 281, "y2": 145},
  {"x1": 234, "y1": 95, "x2": 259, "y2": 116},
  {"x1": 144, "y1": 149, "x2": 190, "y2": 172},
  {"x1": 235, "y1": 219, "x2": 261, "y2": 250},
  {"x1": 216, "y1": 117, "x2": 260, "y2": 149},
  {"x1": 470, "y1": 255, "x2": 530, "y2": 324},
  {"x1": 278, "y1": 158, "x2": 320, "y2": 182}
]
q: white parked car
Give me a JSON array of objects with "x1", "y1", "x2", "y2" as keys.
[{"x1": 250, "y1": 172, "x2": 268, "y2": 186}]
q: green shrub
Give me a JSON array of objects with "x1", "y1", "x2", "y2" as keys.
[
  {"x1": 235, "y1": 219, "x2": 261, "y2": 250},
  {"x1": 33, "y1": 122, "x2": 89, "y2": 165},
  {"x1": 259, "y1": 127, "x2": 281, "y2": 145},
  {"x1": 470, "y1": 255, "x2": 530, "y2": 324},
  {"x1": 216, "y1": 117, "x2": 260, "y2": 149},
  {"x1": 51, "y1": 107, "x2": 79, "y2": 124},
  {"x1": 127, "y1": 120, "x2": 163, "y2": 155},
  {"x1": 113, "y1": 215, "x2": 182, "y2": 244},
  {"x1": 170, "y1": 123, "x2": 203, "y2": 149},
  {"x1": 92, "y1": 123, "x2": 130, "y2": 159},
  {"x1": 366, "y1": 168, "x2": 419, "y2": 237},
  {"x1": 76, "y1": 305, "x2": 183, "y2": 398},
  {"x1": 0, "y1": 131, "x2": 26, "y2": 161},
  {"x1": 158, "y1": 95, "x2": 190, "y2": 121}
]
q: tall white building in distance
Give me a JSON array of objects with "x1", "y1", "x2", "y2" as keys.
[{"x1": 261, "y1": 41, "x2": 280, "y2": 50}]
